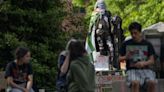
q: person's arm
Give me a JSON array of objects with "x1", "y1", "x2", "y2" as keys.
[
  {"x1": 26, "y1": 75, "x2": 33, "y2": 91},
  {"x1": 119, "y1": 42, "x2": 127, "y2": 62},
  {"x1": 6, "y1": 77, "x2": 27, "y2": 91},
  {"x1": 144, "y1": 55, "x2": 154, "y2": 65},
  {"x1": 60, "y1": 52, "x2": 70, "y2": 75},
  {"x1": 134, "y1": 55, "x2": 154, "y2": 68},
  {"x1": 119, "y1": 56, "x2": 126, "y2": 62},
  {"x1": 135, "y1": 42, "x2": 155, "y2": 68},
  {"x1": 5, "y1": 63, "x2": 27, "y2": 91},
  {"x1": 119, "y1": 51, "x2": 133, "y2": 61},
  {"x1": 145, "y1": 42, "x2": 155, "y2": 66}
]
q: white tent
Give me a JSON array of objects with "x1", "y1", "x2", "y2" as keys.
[
  {"x1": 143, "y1": 22, "x2": 164, "y2": 36},
  {"x1": 143, "y1": 22, "x2": 164, "y2": 78},
  {"x1": 143, "y1": 22, "x2": 164, "y2": 58}
]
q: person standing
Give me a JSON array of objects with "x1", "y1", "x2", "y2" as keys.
[
  {"x1": 56, "y1": 39, "x2": 76, "y2": 92},
  {"x1": 67, "y1": 39, "x2": 95, "y2": 92},
  {"x1": 5, "y1": 47, "x2": 34, "y2": 92},
  {"x1": 119, "y1": 22, "x2": 156, "y2": 92}
]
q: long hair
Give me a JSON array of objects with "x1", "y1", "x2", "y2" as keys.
[
  {"x1": 68, "y1": 40, "x2": 86, "y2": 61},
  {"x1": 15, "y1": 47, "x2": 30, "y2": 60}
]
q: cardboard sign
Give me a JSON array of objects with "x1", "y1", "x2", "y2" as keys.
[{"x1": 93, "y1": 51, "x2": 109, "y2": 71}]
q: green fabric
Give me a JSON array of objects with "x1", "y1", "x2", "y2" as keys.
[
  {"x1": 88, "y1": 12, "x2": 100, "y2": 34},
  {"x1": 67, "y1": 55, "x2": 95, "y2": 92},
  {"x1": 86, "y1": 35, "x2": 95, "y2": 52},
  {"x1": 85, "y1": 12, "x2": 100, "y2": 54}
]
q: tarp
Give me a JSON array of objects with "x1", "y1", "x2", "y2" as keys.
[{"x1": 144, "y1": 22, "x2": 164, "y2": 33}]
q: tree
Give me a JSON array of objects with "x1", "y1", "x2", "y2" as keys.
[
  {"x1": 0, "y1": 0, "x2": 68, "y2": 90},
  {"x1": 84, "y1": 0, "x2": 164, "y2": 36}
]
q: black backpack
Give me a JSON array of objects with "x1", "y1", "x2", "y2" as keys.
[{"x1": 56, "y1": 51, "x2": 68, "y2": 92}]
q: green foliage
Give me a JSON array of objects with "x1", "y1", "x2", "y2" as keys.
[
  {"x1": 0, "y1": 0, "x2": 163, "y2": 90},
  {"x1": 72, "y1": 0, "x2": 85, "y2": 7},
  {"x1": 0, "y1": 0, "x2": 68, "y2": 90},
  {"x1": 85, "y1": 0, "x2": 164, "y2": 36}
]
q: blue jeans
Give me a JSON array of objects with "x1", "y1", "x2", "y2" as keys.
[
  {"x1": 7, "y1": 82, "x2": 35, "y2": 92},
  {"x1": 7, "y1": 88, "x2": 34, "y2": 92}
]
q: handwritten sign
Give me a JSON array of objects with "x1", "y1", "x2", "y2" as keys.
[
  {"x1": 96, "y1": 75, "x2": 125, "y2": 84},
  {"x1": 96, "y1": 75, "x2": 112, "y2": 84},
  {"x1": 92, "y1": 51, "x2": 109, "y2": 71}
]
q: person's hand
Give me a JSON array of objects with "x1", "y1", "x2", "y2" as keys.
[
  {"x1": 22, "y1": 88, "x2": 29, "y2": 92},
  {"x1": 133, "y1": 61, "x2": 146, "y2": 68},
  {"x1": 125, "y1": 51, "x2": 133, "y2": 60}
]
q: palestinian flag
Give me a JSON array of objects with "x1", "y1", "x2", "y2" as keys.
[{"x1": 85, "y1": 12, "x2": 100, "y2": 54}]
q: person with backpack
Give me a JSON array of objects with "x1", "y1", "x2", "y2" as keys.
[
  {"x1": 5, "y1": 47, "x2": 34, "y2": 92},
  {"x1": 56, "y1": 51, "x2": 69, "y2": 92},
  {"x1": 67, "y1": 39, "x2": 95, "y2": 92},
  {"x1": 56, "y1": 39, "x2": 76, "y2": 92}
]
